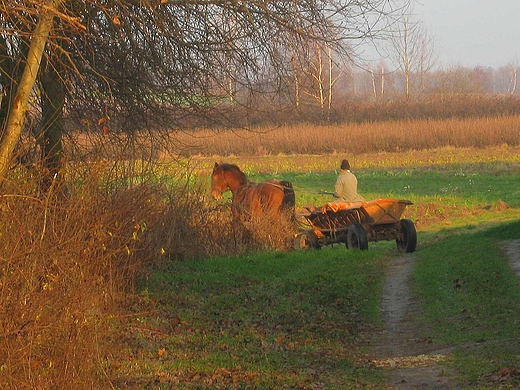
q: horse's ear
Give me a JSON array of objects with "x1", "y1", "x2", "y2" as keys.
[{"x1": 214, "y1": 162, "x2": 219, "y2": 168}]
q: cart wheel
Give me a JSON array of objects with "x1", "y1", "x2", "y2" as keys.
[
  {"x1": 294, "y1": 231, "x2": 320, "y2": 250},
  {"x1": 347, "y1": 223, "x2": 368, "y2": 250},
  {"x1": 396, "y1": 218, "x2": 417, "y2": 253}
]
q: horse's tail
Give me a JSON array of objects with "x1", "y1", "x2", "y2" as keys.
[{"x1": 279, "y1": 180, "x2": 296, "y2": 217}]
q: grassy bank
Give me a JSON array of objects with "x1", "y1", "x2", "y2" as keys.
[{"x1": 415, "y1": 221, "x2": 520, "y2": 387}]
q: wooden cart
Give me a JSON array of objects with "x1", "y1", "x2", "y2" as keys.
[{"x1": 295, "y1": 198, "x2": 417, "y2": 252}]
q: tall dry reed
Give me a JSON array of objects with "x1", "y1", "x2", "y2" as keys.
[{"x1": 164, "y1": 115, "x2": 520, "y2": 157}]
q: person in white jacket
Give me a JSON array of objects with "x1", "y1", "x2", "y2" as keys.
[{"x1": 333, "y1": 159, "x2": 365, "y2": 203}]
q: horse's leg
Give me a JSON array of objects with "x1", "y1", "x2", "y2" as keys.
[
  {"x1": 271, "y1": 184, "x2": 298, "y2": 249},
  {"x1": 231, "y1": 199, "x2": 255, "y2": 246}
]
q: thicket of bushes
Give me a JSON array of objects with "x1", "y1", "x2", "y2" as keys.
[
  {"x1": 0, "y1": 173, "x2": 158, "y2": 388},
  {"x1": 0, "y1": 160, "x2": 297, "y2": 388},
  {"x1": 337, "y1": 93, "x2": 520, "y2": 123}
]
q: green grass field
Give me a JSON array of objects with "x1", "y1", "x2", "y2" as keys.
[
  {"x1": 253, "y1": 162, "x2": 520, "y2": 206},
  {"x1": 110, "y1": 153, "x2": 520, "y2": 389},
  {"x1": 117, "y1": 249, "x2": 386, "y2": 388}
]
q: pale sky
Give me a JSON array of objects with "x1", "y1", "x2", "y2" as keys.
[{"x1": 414, "y1": 1, "x2": 520, "y2": 68}]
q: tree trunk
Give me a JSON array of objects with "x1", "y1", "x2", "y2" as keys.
[
  {"x1": 0, "y1": 0, "x2": 62, "y2": 182},
  {"x1": 0, "y1": 37, "x2": 29, "y2": 132},
  {"x1": 39, "y1": 62, "x2": 65, "y2": 192},
  {"x1": 327, "y1": 47, "x2": 333, "y2": 121},
  {"x1": 290, "y1": 56, "x2": 300, "y2": 108},
  {"x1": 0, "y1": 39, "x2": 14, "y2": 131}
]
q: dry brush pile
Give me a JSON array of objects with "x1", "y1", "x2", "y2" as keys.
[{"x1": 0, "y1": 162, "x2": 266, "y2": 389}]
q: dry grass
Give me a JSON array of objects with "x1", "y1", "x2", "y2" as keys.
[
  {"x1": 0, "y1": 171, "x2": 165, "y2": 388},
  {"x1": 161, "y1": 115, "x2": 520, "y2": 157},
  {"x1": 0, "y1": 156, "x2": 299, "y2": 388}
]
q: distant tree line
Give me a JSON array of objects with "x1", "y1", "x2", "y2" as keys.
[
  {"x1": 347, "y1": 64, "x2": 519, "y2": 98},
  {"x1": 221, "y1": 60, "x2": 520, "y2": 127}
]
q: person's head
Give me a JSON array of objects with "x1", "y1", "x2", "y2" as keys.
[{"x1": 340, "y1": 159, "x2": 350, "y2": 171}]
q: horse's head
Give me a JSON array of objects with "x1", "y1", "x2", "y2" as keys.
[
  {"x1": 211, "y1": 162, "x2": 227, "y2": 200},
  {"x1": 210, "y1": 162, "x2": 248, "y2": 200}
]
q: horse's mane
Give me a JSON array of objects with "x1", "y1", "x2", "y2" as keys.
[{"x1": 218, "y1": 163, "x2": 249, "y2": 185}]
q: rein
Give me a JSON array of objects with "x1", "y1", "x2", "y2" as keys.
[{"x1": 264, "y1": 181, "x2": 292, "y2": 191}]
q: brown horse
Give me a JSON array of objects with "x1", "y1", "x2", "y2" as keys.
[{"x1": 210, "y1": 162, "x2": 295, "y2": 223}]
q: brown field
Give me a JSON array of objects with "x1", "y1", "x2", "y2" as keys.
[
  {"x1": 156, "y1": 114, "x2": 520, "y2": 158},
  {"x1": 68, "y1": 114, "x2": 519, "y2": 167}
]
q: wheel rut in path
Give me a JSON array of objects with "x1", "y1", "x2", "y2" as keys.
[
  {"x1": 505, "y1": 239, "x2": 520, "y2": 278},
  {"x1": 369, "y1": 254, "x2": 456, "y2": 389}
]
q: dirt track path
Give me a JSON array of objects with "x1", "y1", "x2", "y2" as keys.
[
  {"x1": 369, "y1": 254, "x2": 456, "y2": 389},
  {"x1": 370, "y1": 239, "x2": 520, "y2": 389}
]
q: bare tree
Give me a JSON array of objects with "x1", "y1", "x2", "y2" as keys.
[
  {"x1": 1, "y1": 0, "x2": 398, "y2": 188},
  {"x1": 366, "y1": 62, "x2": 388, "y2": 99},
  {"x1": 508, "y1": 61, "x2": 518, "y2": 94},
  {"x1": 302, "y1": 43, "x2": 327, "y2": 110},
  {"x1": 387, "y1": 1, "x2": 437, "y2": 98}
]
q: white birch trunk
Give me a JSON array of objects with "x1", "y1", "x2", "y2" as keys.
[{"x1": 0, "y1": 0, "x2": 62, "y2": 180}]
